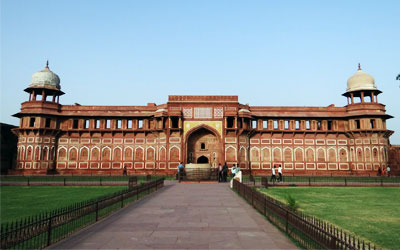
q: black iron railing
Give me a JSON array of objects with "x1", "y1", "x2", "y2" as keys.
[
  {"x1": 0, "y1": 179, "x2": 164, "y2": 249},
  {"x1": 232, "y1": 179, "x2": 378, "y2": 250}
]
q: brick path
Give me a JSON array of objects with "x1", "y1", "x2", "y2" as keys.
[{"x1": 49, "y1": 181, "x2": 296, "y2": 249}]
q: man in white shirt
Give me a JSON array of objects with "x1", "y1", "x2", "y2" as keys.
[
  {"x1": 278, "y1": 165, "x2": 283, "y2": 182},
  {"x1": 270, "y1": 166, "x2": 277, "y2": 182}
]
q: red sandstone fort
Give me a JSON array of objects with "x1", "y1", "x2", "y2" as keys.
[{"x1": 10, "y1": 62, "x2": 400, "y2": 176}]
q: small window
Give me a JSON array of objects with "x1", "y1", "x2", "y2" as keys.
[
  {"x1": 84, "y1": 120, "x2": 89, "y2": 129},
  {"x1": 317, "y1": 121, "x2": 322, "y2": 130},
  {"x1": 30, "y1": 117, "x2": 36, "y2": 127},
  {"x1": 306, "y1": 121, "x2": 311, "y2": 130},
  {"x1": 227, "y1": 117, "x2": 234, "y2": 128},
  {"x1": 106, "y1": 120, "x2": 111, "y2": 129},
  {"x1": 274, "y1": 120, "x2": 279, "y2": 129},
  {"x1": 171, "y1": 117, "x2": 179, "y2": 128},
  {"x1": 73, "y1": 119, "x2": 79, "y2": 129},
  {"x1": 370, "y1": 119, "x2": 375, "y2": 129},
  {"x1": 284, "y1": 120, "x2": 289, "y2": 129},
  {"x1": 95, "y1": 120, "x2": 100, "y2": 129},
  {"x1": 117, "y1": 120, "x2": 122, "y2": 129},
  {"x1": 263, "y1": 120, "x2": 268, "y2": 129},
  {"x1": 327, "y1": 121, "x2": 332, "y2": 130},
  {"x1": 127, "y1": 120, "x2": 132, "y2": 129},
  {"x1": 355, "y1": 120, "x2": 360, "y2": 129},
  {"x1": 295, "y1": 121, "x2": 300, "y2": 130},
  {"x1": 252, "y1": 120, "x2": 257, "y2": 129},
  {"x1": 45, "y1": 118, "x2": 51, "y2": 128},
  {"x1": 138, "y1": 119, "x2": 143, "y2": 129},
  {"x1": 201, "y1": 143, "x2": 206, "y2": 150}
]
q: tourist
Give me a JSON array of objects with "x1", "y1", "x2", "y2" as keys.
[
  {"x1": 222, "y1": 163, "x2": 228, "y2": 182},
  {"x1": 387, "y1": 166, "x2": 391, "y2": 177},
  {"x1": 270, "y1": 166, "x2": 277, "y2": 182},
  {"x1": 278, "y1": 165, "x2": 283, "y2": 182},
  {"x1": 123, "y1": 166, "x2": 127, "y2": 176},
  {"x1": 377, "y1": 167, "x2": 382, "y2": 176},
  {"x1": 218, "y1": 163, "x2": 223, "y2": 182},
  {"x1": 232, "y1": 164, "x2": 237, "y2": 178},
  {"x1": 178, "y1": 162, "x2": 184, "y2": 179}
]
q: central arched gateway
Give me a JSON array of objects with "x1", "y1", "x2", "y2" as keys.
[{"x1": 186, "y1": 126, "x2": 221, "y2": 167}]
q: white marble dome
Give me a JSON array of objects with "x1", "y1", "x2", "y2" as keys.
[
  {"x1": 29, "y1": 62, "x2": 61, "y2": 90},
  {"x1": 346, "y1": 65, "x2": 376, "y2": 92}
]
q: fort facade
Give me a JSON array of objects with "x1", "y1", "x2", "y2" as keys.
[{"x1": 10, "y1": 62, "x2": 398, "y2": 176}]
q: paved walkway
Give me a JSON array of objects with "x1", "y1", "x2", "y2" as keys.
[{"x1": 50, "y1": 181, "x2": 296, "y2": 249}]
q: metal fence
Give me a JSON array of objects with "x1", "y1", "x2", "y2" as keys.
[
  {"x1": 0, "y1": 175, "x2": 162, "y2": 186},
  {"x1": 232, "y1": 179, "x2": 378, "y2": 250},
  {"x1": 241, "y1": 175, "x2": 400, "y2": 187},
  {"x1": 0, "y1": 179, "x2": 164, "y2": 249}
]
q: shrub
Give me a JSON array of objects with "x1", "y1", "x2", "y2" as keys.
[{"x1": 285, "y1": 194, "x2": 300, "y2": 212}]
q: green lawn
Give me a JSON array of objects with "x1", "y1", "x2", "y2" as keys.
[
  {"x1": 0, "y1": 186, "x2": 127, "y2": 223},
  {"x1": 259, "y1": 187, "x2": 400, "y2": 250}
]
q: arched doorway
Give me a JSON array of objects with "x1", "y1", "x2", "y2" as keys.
[
  {"x1": 186, "y1": 127, "x2": 220, "y2": 167},
  {"x1": 197, "y1": 155, "x2": 209, "y2": 163}
]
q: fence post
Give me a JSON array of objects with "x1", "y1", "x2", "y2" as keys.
[
  {"x1": 47, "y1": 216, "x2": 52, "y2": 246},
  {"x1": 136, "y1": 186, "x2": 139, "y2": 200},
  {"x1": 380, "y1": 179, "x2": 383, "y2": 187},
  {"x1": 345, "y1": 178, "x2": 347, "y2": 187},
  {"x1": 263, "y1": 195, "x2": 267, "y2": 216},
  {"x1": 121, "y1": 193, "x2": 124, "y2": 208},
  {"x1": 285, "y1": 210, "x2": 289, "y2": 234},
  {"x1": 27, "y1": 177, "x2": 30, "y2": 186},
  {"x1": 96, "y1": 202, "x2": 99, "y2": 221},
  {"x1": 64, "y1": 178, "x2": 66, "y2": 186},
  {"x1": 100, "y1": 177, "x2": 102, "y2": 186},
  {"x1": 308, "y1": 177, "x2": 311, "y2": 186}
]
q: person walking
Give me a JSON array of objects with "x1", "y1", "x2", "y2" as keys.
[
  {"x1": 270, "y1": 166, "x2": 277, "y2": 182},
  {"x1": 222, "y1": 163, "x2": 228, "y2": 182},
  {"x1": 278, "y1": 165, "x2": 283, "y2": 182},
  {"x1": 387, "y1": 166, "x2": 391, "y2": 177},
  {"x1": 123, "y1": 166, "x2": 127, "y2": 176}
]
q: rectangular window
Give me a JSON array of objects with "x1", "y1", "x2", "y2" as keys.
[
  {"x1": 306, "y1": 121, "x2": 311, "y2": 130},
  {"x1": 252, "y1": 120, "x2": 257, "y2": 129},
  {"x1": 117, "y1": 120, "x2": 122, "y2": 129},
  {"x1": 138, "y1": 119, "x2": 143, "y2": 129},
  {"x1": 370, "y1": 119, "x2": 375, "y2": 129},
  {"x1": 263, "y1": 120, "x2": 268, "y2": 129},
  {"x1": 127, "y1": 120, "x2": 132, "y2": 129},
  {"x1": 171, "y1": 117, "x2": 179, "y2": 128},
  {"x1": 355, "y1": 120, "x2": 361, "y2": 129},
  {"x1": 106, "y1": 120, "x2": 111, "y2": 129},
  {"x1": 327, "y1": 120, "x2": 333, "y2": 130},
  {"x1": 95, "y1": 120, "x2": 100, "y2": 129},
  {"x1": 45, "y1": 118, "x2": 51, "y2": 128},
  {"x1": 84, "y1": 120, "x2": 89, "y2": 129},
  {"x1": 227, "y1": 117, "x2": 234, "y2": 128},
  {"x1": 295, "y1": 121, "x2": 300, "y2": 130},
  {"x1": 73, "y1": 119, "x2": 79, "y2": 129},
  {"x1": 274, "y1": 120, "x2": 279, "y2": 129},
  {"x1": 284, "y1": 120, "x2": 289, "y2": 129},
  {"x1": 317, "y1": 121, "x2": 322, "y2": 130}
]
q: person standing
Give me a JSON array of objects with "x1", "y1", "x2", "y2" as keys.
[
  {"x1": 387, "y1": 166, "x2": 391, "y2": 177},
  {"x1": 270, "y1": 166, "x2": 277, "y2": 182},
  {"x1": 218, "y1": 163, "x2": 223, "y2": 182},
  {"x1": 222, "y1": 163, "x2": 228, "y2": 182},
  {"x1": 178, "y1": 162, "x2": 184, "y2": 180},
  {"x1": 278, "y1": 165, "x2": 283, "y2": 182},
  {"x1": 123, "y1": 166, "x2": 127, "y2": 176}
]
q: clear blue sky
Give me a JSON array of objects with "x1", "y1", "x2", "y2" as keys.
[{"x1": 1, "y1": 0, "x2": 399, "y2": 143}]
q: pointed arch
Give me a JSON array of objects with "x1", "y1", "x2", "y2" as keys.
[
  {"x1": 69, "y1": 147, "x2": 78, "y2": 161},
  {"x1": 283, "y1": 147, "x2": 293, "y2": 162},
  {"x1": 57, "y1": 147, "x2": 67, "y2": 161},
  {"x1": 102, "y1": 146, "x2": 111, "y2": 161},
  {"x1": 159, "y1": 146, "x2": 166, "y2": 161},
  {"x1": 135, "y1": 146, "x2": 144, "y2": 161},
  {"x1": 306, "y1": 147, "x2": 315, "y2": 162},
  {"x1": 339, "y1": 147, "x2": 348, "y2": 162},
  {"x1": 317, "y1": 147, "x2": 325, "y2": 162},
  {"x1": 124, "y1": 147, "x2": 133, "y2": 161},
  {"x1": 328, "y1": 147, "x2": 337, "y2": 162},
  {"x1": 42, "y1": 146, "x2": 49, "y2": 161},
  {"x1": 91, "y1": 146, "x2": 100, "y2": 161},
  {"x1": 146, "y1": 146, "x2": 155, "y2": 161},
  {"x1": 295, "y1": 147, "x2": 304, "y2": 162},
  {"x1": 80, "y1": 146, "x2": 89, "y2": 161},
  {"x1": 34, "y1": 146, "x2": 41, "y2": 161},
  {"x1": 261, "y1": 147, "x2": 271, "y2": 162},
  {"x1": 169, "y1": 145, "x2": 180, "y2": 161},
  {"x1": 272, "y1": 147, "x2": 282, "y2": 162},
  {"x1": 250, "y1": 147, "x2": 260, "y2": 162},
  {"x1": 113, "y1": 146, "x2": 122, "y2": 161}
]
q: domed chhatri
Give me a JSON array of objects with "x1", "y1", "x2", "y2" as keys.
[
  {"x1": 29, "y1": 61, "x2": 61, "y2": 90},
  {"x1": 346, "y1": 64, "x2": 377, "y2": 93}
]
